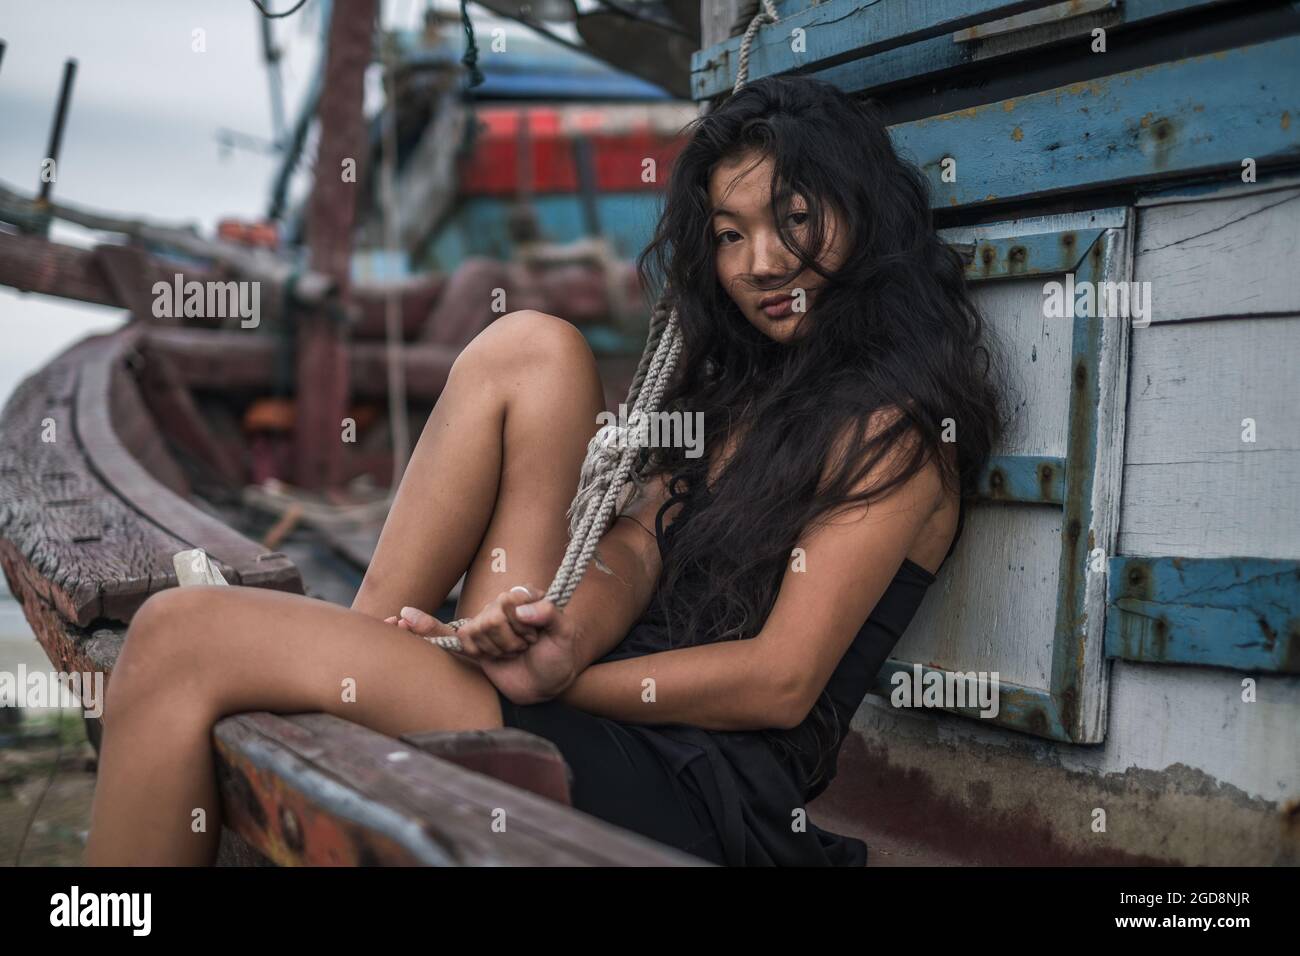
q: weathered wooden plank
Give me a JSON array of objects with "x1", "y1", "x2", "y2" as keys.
[
  {"x1": 1135, "y1": 183, "x2": 1300, "y2": 322},
  {"x1": 899, "y1": 504, "x2": 1063, "y2": 692},
  {"x1": 0, "y1": 544, "x2": 123, "y2": 679},
  {"x1": 142, "y1": 326, "x2": 461, "y2": 402},
  {"x1": 0, "y1": 338, "x2": 186, "y2": 624},
  {"x1": 977, "y1": 454, "x2": 1066, "y2": 504},
  {"x1": 214, "y1": 712, "x2": 707, "y2": 866},
  {"x1": 1118, "y1": 315, "x2": 1300, "y2": 559},
  {"x1": 0, "y1": 230, "x2": 437, "y2": 339},
  {"x1": 107, "y1": 351, "x2": 190, "y2": 498},
  {"x1": 401, "y1": 728, "x2": 573, "y2": 806},
  {"x1": 133, "y1": 347, "x2": 246, "y2": 487},
  {"x1": 75, "y1": 327, "x2": 302, "y2": 593},
  {"x1": 890, "y1": 36, "x2": 1300, "y2": 210},
  {"x1": 691, "y1": 0, "x2": 1064, "y2": 98},
  {"x1": 891, "y1": 218, "x2": 1131, "y2": 745},
  {"x1": 700, "y1": 0, "x2": 746, "y2": 50},
  {"x1": 962, "y1": 274, "x2": 1074, "y2": 459},
  {"x1": 1107, "y1": 556, "x2": 1300, "y2": 673},
  {"x1": 789, "y1": 0, "x2": 1256, "y2": 98}
]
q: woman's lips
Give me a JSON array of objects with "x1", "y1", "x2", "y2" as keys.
[{"x1": 760, "y1": 296, "x2": 795, "y2": 318}]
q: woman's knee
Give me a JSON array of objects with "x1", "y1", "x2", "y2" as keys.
[
  {"x1": 455, "y1": 310, "x2": 599, "y2": 387},
  {"x1": 109, "y1": 587, "x2": 224, "y2": 713}
]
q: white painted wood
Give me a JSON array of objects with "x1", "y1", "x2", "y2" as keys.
[
  {"x1": 701, "y1": 0, "x2": 747, "y2": 49},
  {"x1": 939, "y1": 207, "x2": 1128, "y2": 243},
  {"x1": 898, "y1": 505, "x2": 1062, "y2": 692},
  {"x1": 884, "y1": 211, "x2": 1132, "y2": 744},
  {"x1": 965, "y1": 275, "x2": 1073, "y2": 458},
  {"x1": 1134, "y1": 170, "x2": 1300, "y2": 207},
  {"x1": 1077, "y1": 221, "x2": 1133, "y2": 744},
  {"x1": 1135, "y1": 183, "x2": 1300, "y2": 322},
  {"x1": 1118, "y1": 315, "x2": 1300, "y2": 559}
]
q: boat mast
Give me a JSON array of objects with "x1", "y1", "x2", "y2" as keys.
[{"x1": 294, "y1": 0, "x2": 378, "y2": 491}]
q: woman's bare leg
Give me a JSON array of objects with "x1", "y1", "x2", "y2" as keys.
[
  {"x1": 84, "y1": 585, "x2": 509, "y2": 866},
  {"x1": 85, "y1": 310, "x2": 607, "y2": 865},
  {"x1": 352, "y1": 309, "x2": 606, "y2": 623}
]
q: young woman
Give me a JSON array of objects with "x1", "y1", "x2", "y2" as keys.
[{"x1": 85, "y1": 75, "x2": 1003, "y2": 867}]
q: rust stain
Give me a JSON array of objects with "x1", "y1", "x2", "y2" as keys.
[
  {"x1": 1283, "y1": 111, "x2": 1292, "y2": 131},
  {"x1": 1011, "y1": 125, "x2": 1023, "y2": 142},
  {"x1": 1039, "y1": 462, "x2": 1056, "y2": 502},
  {"x1": 1008, "y1": 245, "x2": 1028, "y2": 274}
]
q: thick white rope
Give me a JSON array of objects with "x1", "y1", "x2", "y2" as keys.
[{"x1": 734, "y1": 0, "x2": 779, "y2": 93}]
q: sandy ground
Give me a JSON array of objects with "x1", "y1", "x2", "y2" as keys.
[
  {"x1": 0, "y1": 709, "x2": 96, "y2": 867},
  {"x1": 0, "y1": 594, "x2": 97, "y2": 867}
]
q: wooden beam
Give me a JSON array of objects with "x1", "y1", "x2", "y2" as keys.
[
  {"x1": 76, "y1": 327, "x2": 301, "y2": 591},
  {"x1": 142, "y1": 327, "x2": 460, "y2": 402},
  {"x1": 295, "y1": 0, "x2": 377, "y2": 490},
  {"x1": 0, "y1": 229, "x2": 440, "y2": 337},
  {"x1": 214, "y1": 711, "x2": 708, "y2": 865},
  {"x1": 0, "y1": 326, "x2": 303, "y2": 625},
  {"x1": 1107, "y1": 556, "x2": 1300, "y2": 673}
]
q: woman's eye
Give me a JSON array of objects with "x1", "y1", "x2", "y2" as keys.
[
  {"x1": 715, "y1": 230, "x2": 740, "y2": 245},
  {"x1": 789, "y1": 211, "x2": 809, "y2": 226}
]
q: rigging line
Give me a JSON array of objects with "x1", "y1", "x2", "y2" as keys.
[
  {"x1": 465, "y1": 1, "x2": 600, "y2": 60},
  {"x1": 589, "y1": 0, "x2": 696, "y2": 40},
  {"x1": 248, "y1": 0, "x2": 312, "y2": 19}
]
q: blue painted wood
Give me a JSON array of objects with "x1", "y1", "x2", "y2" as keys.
[
  {"x1": 978, "y1": 455, "x2": 1067, "y2": 505},
  {"x1": 1106, "y1": 557, "x2": 1300, "y2": 673},
  {"x1": 691, "y1": 0, "x2": 1063, "y2": 99},
  {"x1": 693, "y1": 0, "x2": 1251, "y2": 99},
  {"x1": 959, "y1": 228, "x2": 1107, "y2": 281},
  {"x1": 892, "y1": 37, "x2": 1300, "y2": 209}
]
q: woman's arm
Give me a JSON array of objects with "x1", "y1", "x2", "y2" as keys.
[
  {"x1": 553, "y1": 471, "x2": 679, "y2": 674},
  {"x1": 561, "y1": 412, "x2": 948, "y2": 731},
  {"x1": 558, "y1": 637, "x2": 804, "y2": 729}
]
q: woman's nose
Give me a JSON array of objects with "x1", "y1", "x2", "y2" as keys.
[{"x1": 747, "y1": 229, "x2": 795, "y2": 280}]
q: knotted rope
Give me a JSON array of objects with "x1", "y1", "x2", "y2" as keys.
[{"x1": 538, "y1": 0, "x2": 780, "y2": 611}]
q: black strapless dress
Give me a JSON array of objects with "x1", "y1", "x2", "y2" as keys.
[{"x1": 496, "y1": 482, "x2": 964, "y2": 866}]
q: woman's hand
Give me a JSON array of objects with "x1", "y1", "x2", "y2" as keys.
[{"x1": 387, "y1": 586, "x2": 582, "y2": 705}]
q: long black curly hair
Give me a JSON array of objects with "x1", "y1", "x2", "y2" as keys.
[{"x1": 632, "y1": 75, "x2": 1007, "y2": 795}]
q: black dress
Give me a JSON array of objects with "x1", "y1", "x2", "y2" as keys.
[{"x1": 496, "y1": 481, "x2": 965, "y2": 866}]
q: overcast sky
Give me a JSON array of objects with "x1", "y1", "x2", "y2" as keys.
[{"x1": 0, "y1": 0, "x2": 555, "y2": 405}]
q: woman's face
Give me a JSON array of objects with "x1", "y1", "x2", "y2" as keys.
[{"x1": 708, "y1": 149, "x2": 848, "y2": 344}]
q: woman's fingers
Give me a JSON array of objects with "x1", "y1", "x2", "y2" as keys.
[
  {"x1": 399, "y1": 606, "x2": 442, "y2": 634},
  {"x1": 505, "y1": 586, "x2": 542, "y2": 645},
  {"x1": 473, "y1": 599, "x2": 532, "y2": 657},
  {"x1": 515, "y1": 597, "x2": 557, "y2": 629}
]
